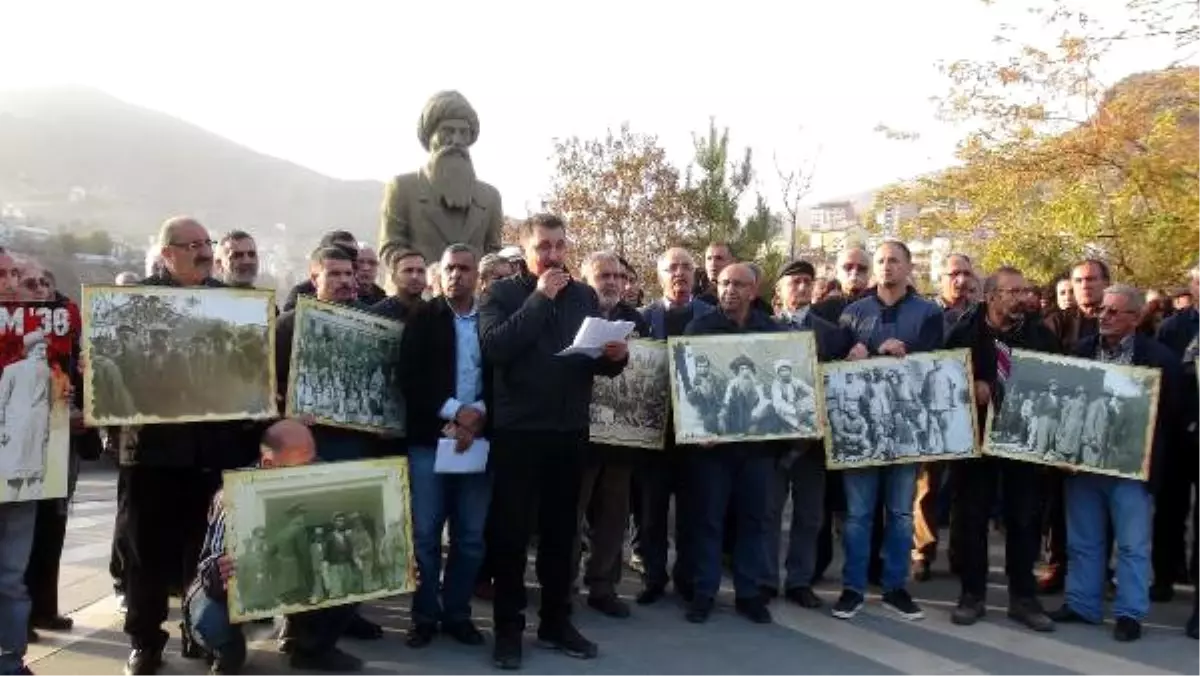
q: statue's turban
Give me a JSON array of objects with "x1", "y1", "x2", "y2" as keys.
[{"x1": 417, "y1": 90, "x2": 480, "y2": 151}]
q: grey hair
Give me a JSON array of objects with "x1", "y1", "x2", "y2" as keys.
[
  {"x1": 1103, "y1": 283, "x2": 1145, "y2": 313},
  {"x1": 441, "y1": 243, "x2": 476, "y2": 260},
  {"x1": 942, "y1": 252, "x2": 972, "y2": 268},
  {"x1": 479, "y1": 253, "x2": 504, "y2": 275},
  {"x1": 656, "y1": 247, "x2": 695, "y2": 271},
  {"x1": 982, "y1": 266, "x2": 1023, "y2": 295},
  {"x1": 157, "y1": 216, "x2": 203, "y2": 247},
  {"x1": 582, "y1": 250, "x2": 621, "y2": 278}
]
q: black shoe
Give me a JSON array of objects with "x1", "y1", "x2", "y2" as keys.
[
  {"x1": 1048, "y1": 604, "x2": 1093, "y2": 624},
  {"x1": 442, "y1": 620, "x2": 485, "y2": 646},
  {"x1": 536, "y1": 622, "x2": 597, "y2": 660},
  {"x1": 1149, "y1": 584, "x2": 1174, "y2": 603},
  {"x1": 15, "y1": 665, "x2": 33, "y2": 676},
  {"x1": 1007, "y1": 596, "x2": 1055, "y2": 632},
  {"x1": 912, "y1": 561, "x2": 932, "y2": 582},
  {"x1": 685, "y1": 596, "x2": 714, "y2": 624},
  {"x1": 881, "y1": 589, "x2": 924, "y2": 621},
  {"x1": 674, "y1": 580, "x2": 695, "y2": 603},
  {"x1": 636, "y1": 584, "x2": 666, "y2": 605},
  {"x1": 124, "y1": 648, "x2": 163, "y2": 676},
  {"x1": 831, "y1": 590, "x2": 865, "y2": 620},
  {"x1": 288, "y1": 647, "x2": 364, "y2": 672},
  {"x1": 405, "y1": 622, "x2": 437, "y2": 649},
  {"x1": 785, "y1": 587, "x2": 823, "y2": 609},
  {"x1": 493, "y1": 631, "x2": 522, "y2": 670},
  {"x1": 951, "y1": 594, "x2": 985, "y2": 626},
  {"x1": 30, "y1": 615, "x2": 73, "y2": 631},
  {"x1": 27, "y1": 626, "x2": 38, "y2": 644},
  {"x1": 1113, "y1": 617, "x2": 1142, "y2": 642},
  {"x1": 587, "y1": 595, "x2": 631, "y2": 618},
  {"x1": 735, "y1": 597, "x2": 773, "y2": 624},
  {"x1": 343, "y1": 613, "x2": 383, "y2": 640},
  {"x1": 180, "y1": 634, "x2": 205, "y2": 660},
  {"x1": 759, "y1": 585, "x2": 779, "y2": 601}
]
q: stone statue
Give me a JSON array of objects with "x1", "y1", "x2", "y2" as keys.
[{"x1": 377, "y1": 91, "x2": 503, "y2": 267}]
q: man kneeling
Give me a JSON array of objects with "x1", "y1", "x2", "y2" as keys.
[{"x1": 182, "y1": 420, "x2": 364, "y2": 674}]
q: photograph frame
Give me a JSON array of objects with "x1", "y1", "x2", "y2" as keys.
[
  {"x1": 982, "y1": 349, "x2": 1161, "y2": 480},
  {"x1": 285, "y1": 296, "x2": 406, "y2": 435},
  {"x1": 820, "y1": 348, "x2": 981, "y2": 470},
  {"x1": 223, "y1": 457, "x2": 416, "y2": 624},
  {"x1": 589, "y1": 338, "x2": 669, "y2": 450},
  {"x1": 81, "y1": 284, "x2": 279, "y2": 426},
  {"x1": 667, "y1": 331, "x2": 825, "y2": 445}
]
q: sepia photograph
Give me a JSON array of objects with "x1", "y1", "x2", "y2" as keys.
[
  {"x1": 984, "y1": 349, "x2": 1161, "y2": 480},
  {"x1": 286, "y1": 297, "x2": 405, "y2": 435},
  {"x1": 222, "y1": 457, "x2": 416, "y2": 623},
  {"x1": 589, "y1": 339, "x2": 669, "y2": 450},
  {"x1": 0, "y1": 302, "x2": 73, "y2": 503},
  {"x1": 81, "y1": 285, "x2": 277, "y2": 426},
  {"x1": 822, "y1": 349, "x2": 979, "y2": 469},
  {"x1": 667, "y1": 332, "x2": 822, "y2": 445}
]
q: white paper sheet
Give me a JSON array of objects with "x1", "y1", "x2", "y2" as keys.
[
  {"x1": 555, "y1": 316, "x2": 635, "y2": 358},
  {"x1": 434, "y1": 437, "x2": 490, "y2": 474}
]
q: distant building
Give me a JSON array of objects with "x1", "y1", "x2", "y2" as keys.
[{"x1": 809, "y1": 201, "x2": 857, "y2": 233}]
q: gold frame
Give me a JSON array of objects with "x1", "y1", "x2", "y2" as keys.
[
  {"x1": 223, "y1": 457, "x2": 416, "y2": 624},
  {"x1": 982, "y1": 349, "x2": 1161, "y2": 481},
  {"x1": 666, "y1": 331, "x2": 824, "y2": 445},
  {"x1": 80, "y1": 284, "x2": 278, "y2": 426},
  {"x1": 820, "y1": 348, "x2": 980, "y2": 469},
  {"x1": 589, "y1": 338, "x2": 669, "y2": 450},
  {"x1": 284, "y1": 296, "x2": 405, "y2": 435}
]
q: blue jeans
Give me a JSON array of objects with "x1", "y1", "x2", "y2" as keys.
[
  {"x1": 184, "y1": 592, "x2": 244, "y2": 664},
  {"x1": 690, "y1": 450, "x2": 773, "y2": 600},
  {"x1": 842, "y1": 464, "x2": 918, "y2": 593},
  {"x1": 409, "y1": 446, "x2": 492, "y2": 625},
  {"x1": 1065, "y1": 474, "x2": 1152, "y2": 622},
  {"x1": 0, "y1": 502, "x2": 35, "y2": 675}
]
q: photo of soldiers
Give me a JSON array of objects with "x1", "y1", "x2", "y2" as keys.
[
  {"x1": 81, "y1": 285, "x2": 277, "y2": 425},
  {"x1": 589, "y1": 339, "x2": 669, "y2": 449},
  {"x1": 668, "y1": 332, "x2": 822, "y2": 444},
  {"x1": 985, "y1": 350, "x2": 1160, "y2": 479},
  {"x1": 823, "y1": 349, "x2": 979, "y2": 468}
]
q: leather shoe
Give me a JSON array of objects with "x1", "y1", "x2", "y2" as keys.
[
  {"x1": 405, "y1": 623, "x2": 436, "y2": 649},
  {"x1": 785, "y1": 587, "x2": 823, "y2": 609},
  {"x1": 735, "y1": 597, "x2": 772, "y2": 624},
  {"x1": 124, "y1": 648, "x2": 163, "y2": 676},
  {"x1": 636, "y1": 584, "x2": 666, "y2": 605},
  {"x1": 1048, "y1": 604, "x2": 1093, "y2": 624},
  {"x1": 442, "y1": 620, "x2": 485, "y2": 646},
  {"x1": 587, "y1": 595, "x2": 631, "y2": 618},
  {"x1": 31, "y1": 615, "x2": 73, "y2": 631},
  {"x1": 685, "y1": 596, "x2": 714, "y2": 624},
  {"x1": 343, "y1": 614, "x2": 383, "y2": 640},
  {"x1": 1113, "y1": 617, "x2": 1142, "y2": 642}
]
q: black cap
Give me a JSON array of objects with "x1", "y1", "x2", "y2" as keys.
[{"x1": 778, "y1": 260, "x2": 816, "y2": 280}]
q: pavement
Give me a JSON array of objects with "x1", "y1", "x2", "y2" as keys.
[{"x1": 24, "y1": 463, "x2": 1200, "y2": 675}]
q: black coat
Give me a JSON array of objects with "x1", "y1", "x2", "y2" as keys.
[
  {"x1": 399, "y1": 297, "x2": 495, "y2": 447},
  {"x1": 282, "y1": 280, "x2": 315, "y2": 313},
  {"x1": 1156, "y1": 307, "x2": 1198, "y2": 428},
  {"x1": 479, "y1": 272, "x2": 627, "y2": 432},
  {"x1": 1045, "y1": 307, "x2": 1100, "y2": 354}
]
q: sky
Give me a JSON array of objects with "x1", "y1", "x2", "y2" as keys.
[{"x1": 0, "y1": 0, "x2": 1189, "y2": 217}]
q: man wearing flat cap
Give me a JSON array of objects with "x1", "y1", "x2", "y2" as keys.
[{"x1": 378, "y1": 91, "x2": 504, "y2": 267}]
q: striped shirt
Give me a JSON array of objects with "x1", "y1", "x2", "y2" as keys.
[{"x1": 185, "y1": 489, "x2": 229, "y2": 605}]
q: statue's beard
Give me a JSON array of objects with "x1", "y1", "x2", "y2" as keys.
[{"x1": 429, "y1": 147, "x2": 476, "y2": 210}]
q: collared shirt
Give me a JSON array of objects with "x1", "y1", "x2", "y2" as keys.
[
  {"x1": 438, "y1": 301, "x2": 485, "y2": 420},
  {"x1": 780, "y1": 306, "x2": 810, "y2": 328},
  {"x1": 1096, "y1": 333, "x2": 1135, "y2": 365},
  {"x1": 186, "y1": 490, "x2": 229, "y2": 605}
]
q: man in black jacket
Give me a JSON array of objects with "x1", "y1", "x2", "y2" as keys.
[
  {"x1": 945, "y1": 267, "x2": 1059, "y2": 632},
  {"x1": 479, "y1": 214, "x2": 628, "y2": 670},
  {"x1": 120, "y1": 217, "x2": 261, "y2": 676},
  {"x1": 282, "y1": 230, "x2": 358, "y2": 312},
  {"x1": 399, "y1": 244, "x2": 493, "y2": 650}
]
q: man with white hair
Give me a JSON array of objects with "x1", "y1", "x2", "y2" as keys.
[
  {"x1": 379, "y1": 91, "x2": 503, "y2": 267},
  {"x1": 1049, "y1": 283, "x2": 1181, "y2": 642}
]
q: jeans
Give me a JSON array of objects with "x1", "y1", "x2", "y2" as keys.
[
  {"x1": 842, "y1": 464, "x2": 918, "y2": 593},
  {"x1": 764, "y1": 447, "x2": 825, "y2": 590},
  {"x1": 0, "y1": 502, "x2": 36, "y2": 674},
  {"x1": 638, "y1": 451, "x2": 694, "y2": 590},
  {"x1": 184, "y1": 593, "x2": 244, "y2": 666},
  {"x1": 1064, "y1": 474, "x2": 1152, "y2": 622},
  {"x1": 573, "y1": 461, "x2": 633, "y2": 599},
  {"x1": 691, "y1": 449, "x2": 773, "y2": 600},
  {"x1": 408, "y1": 446, "x2": 492, "y2": 625},
  {"x1": 952, "y1": 457, "x2": 1042, "y2": 599}
]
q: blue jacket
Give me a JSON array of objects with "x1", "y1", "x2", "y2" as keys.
[
  {"x1": 641, "y1": 298, "x2": 716, "y2": 340},
  {"x1": 839, "y1": 287, "x2": 944, "y2": 355}
]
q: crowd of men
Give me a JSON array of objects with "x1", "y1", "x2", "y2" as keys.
[{"x1": 0, "y1": 212, "x2": 1196, "y2": 676}]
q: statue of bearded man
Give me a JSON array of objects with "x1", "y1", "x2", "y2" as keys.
[{"x1": 378, "y1": 90, "x2": 504, "y2": 267}]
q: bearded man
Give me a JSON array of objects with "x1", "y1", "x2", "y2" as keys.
[{"x1": 378, "y1": 91, "x2": 504, "y2": 267}]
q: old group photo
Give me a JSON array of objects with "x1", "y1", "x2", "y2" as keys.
[
  {"x1": 81, "y1": 285, "x2": 278, "y2": 425},
  {"x1": 985, "y1": 349, "x2": 1161, "y2": 479},
  {"x1": 668, "y1": 332, "x2": 822, "y2": 445},
  {"x1": 822, "y1": 349, "x2": 978, "y2": 469},
  {"x1": 589, "y1": 339, "x2": 669, "y2": 450},
  {"x1": 286, "y1": 297, "x2": 406, "y2": 435},
  {"x1": 222, "y1": 457, "x2": 415, "y2": 623}
]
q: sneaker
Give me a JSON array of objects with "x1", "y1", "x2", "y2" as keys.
[
  {"x1": 1007, "y1": 596, "x2": 1055, "y2": 633},
  {"x1": 493, "y1": 630, "x2": 523, "y2": 670},
  {"x1": 685, "y1": 596, "x2": 714, "y2": 624},
  {"x1": 1113, "y1": 617, "x2": 1142, "y2": 642},
  {"x1": 881, "y1": 589, "x2": 924, "y2": 621},
  {"x1": 288, "y1": 647, "x2": 363, "y2": 672},
  {"x1": 951, "y1": 594, "x2": 985, "y2": 626},
  {"x1": 785, "y1": 587, "x2": 823, "y2": 609},
  {"x1": 734, "y1": 597, "x2": 772, "y2": 624},
  {"x1": 587, "y1": 595, "x2": 631, "y2": 618},
  {"x1": 536, "y1": 622, "x2": 597, "y2": 660},
  {"x1": 831, "y1": 590, "x2": 865, "y2": 620}
]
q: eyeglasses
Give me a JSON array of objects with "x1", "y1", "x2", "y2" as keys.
[
  {"x1": 1099, "y1": 306, "x2": 1137, "y2": 316},
  {"x1": 229, "y1": 251, "x2": 257, "y2": 260},
  {"x1": 170, "y1": 239, "x2": 216, "y2": 251}
]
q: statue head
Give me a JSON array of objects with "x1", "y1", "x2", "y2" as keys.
[{"x1": 418, "y1": 91, "x2": 480, "y2": 211}]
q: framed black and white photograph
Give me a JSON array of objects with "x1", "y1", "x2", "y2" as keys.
[
  {"x1": 81, "y1": 285, "x2": 278, "y2": 426},
  {"x1": 984, "y1": 350, "x2": 1161, "y2": 480},
  {"x1": 589, "y1": 339, "x2": 669, "y2": 450},
  {"x1": 223, "y1": 457, "x2": 416, "y2": 623},
  {"x1": 822, "y1": 349, "x2": 979, "y2": 469},
  {"x1": 286, "y1": 297, "x2": 405, "y2": 435},
  {"x1": 667, "y1": 332, "x2": 822, "y2": 445}
]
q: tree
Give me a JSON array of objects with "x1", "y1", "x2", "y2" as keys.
[
  {"x1": 682, "y1": 119, "x2": 754, "y2": 251},
  {"x1": 874, "y1": 0, "x2": 1199, "y2": 286},
  {"x1": 543, "y1": 123, "x2": 692, "y2": 289}
]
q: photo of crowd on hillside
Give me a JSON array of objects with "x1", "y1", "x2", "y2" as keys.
[{"x1": 589, "y1": 339, "x2": 669, "y2": 450}]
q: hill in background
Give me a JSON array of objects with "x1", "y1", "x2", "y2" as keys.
[{"x1": 0, "y1": 86, "x2": 385, "y2": 243}]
